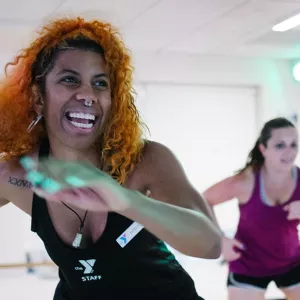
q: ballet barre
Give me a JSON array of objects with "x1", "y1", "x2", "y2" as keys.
[{"x1": 0, "y1": 261, "x2": 56, "y2": 269}]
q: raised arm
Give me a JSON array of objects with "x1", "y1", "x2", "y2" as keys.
[
  {"x1": 203, "y1": 175, "x2": 242, "y2": 207},
  {"x1": 203, "y1": 171, "x2": 252, "y2": 260},
  {"x1": 124, "y1": 142, "x2": 222, "y2": 258},
  {"x1": 19, "y1": 143, "x2": 222, "y2": 258}
]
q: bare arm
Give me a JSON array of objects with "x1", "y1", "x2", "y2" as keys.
[
  {"x1": 203, "y1": 176, "x2": 239, "y2": 231},
  {"x1": 203, "y1": 171, "x2": 252, "y2": 231},
  {"x1": 203, "y1": 176, "x2": 241, "y2": 206},
  {"x1": 0, "y1": 198, "x2": 9, "y2": 208},
  {"x1": 22, "y1": 143, "x2": 221, "y2": 258},
  {"x1": 122, "y1": 142, "x2": 221, "y2": 258},
  {"x1": 0, "y1": 162, "x2": 10, "y2": 208}
]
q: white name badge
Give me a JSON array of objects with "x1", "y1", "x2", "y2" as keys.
[{"x1": 116, "y1": 222, "x2": 144, "y2": 248}]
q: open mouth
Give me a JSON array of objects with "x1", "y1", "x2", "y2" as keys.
[
  {"x1": 65, "y1": 112, "x2": 98, "y2": 129},
  {"x1": 281, "y1": 159, "x2": 293, "y2": 164}
]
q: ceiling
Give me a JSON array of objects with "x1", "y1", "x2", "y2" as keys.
[{"x1": 2, "y1": 0, "x2": 300, "y2": 59}]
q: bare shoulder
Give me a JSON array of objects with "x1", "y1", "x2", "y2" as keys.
[
  {"x1": 203, "y1": 167, "x2": 254, "y2": 205},
  {"x1": 126, "y1": 141, "x2": 184, "y2": 190},
  {"x1": 141, "y1": 141, "x2": 184, "y2": 177},
  {"x1": 0, "y1": 150, "x2": 38, "y2": 214},
  {"x1": 233, "y1": 168, "x2": 255, "y2": 204}
]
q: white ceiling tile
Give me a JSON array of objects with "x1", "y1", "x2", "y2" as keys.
[
  {"x1": 247, "y1": 30, "x2": 300, "y2": 46},
  {"x1": 0, "y1": 26, "x2": 37, "y2": 55},
  {"x1": 59, "y1": 0, "x2": 159, "y2": 12},
  {"x1": 166, "y1": 0, "x2": 300, "y2": 54},
  {"x1": 0, "y1": 0, "x2": 65, "y2": 21},
  {"x1": 122, "y1": 0, "x2": 248, "y2": 51},
  {"x1": 211, "y1": 44, "x2": 300, "y2": 59},
  {"x1": 268, "y1": 0, "x2": 300, "y2": 3},
  {"x1": 55, "y1": 0, "x2": 160, "y2": 27},
  {"x1": 0, "y1": 0, "x2": 299, "y2": 59}
]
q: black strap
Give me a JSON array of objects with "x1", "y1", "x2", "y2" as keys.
[
  {"x1": 31, "y1": 138, "x2": 50, "y2": 232},
  {"x1": 39, "y1": 138, "x2": 50, "y2": 158}
]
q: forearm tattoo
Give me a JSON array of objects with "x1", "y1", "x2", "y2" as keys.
[{"x1": 8, "y1": 176, "x2": 33, "y2": 188}]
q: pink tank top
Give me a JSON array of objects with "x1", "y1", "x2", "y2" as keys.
[{"x1": 229, "y1": 167, "x2": 300, "y2": 277}]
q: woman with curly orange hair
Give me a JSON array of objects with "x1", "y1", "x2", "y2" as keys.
[{"x1": 0, "y1": 17, "x2": 220, "y2": 300}]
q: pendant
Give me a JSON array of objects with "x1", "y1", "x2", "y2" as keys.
[{"x1": 72, "y1": 232, "x2": 83, "y2": 248}]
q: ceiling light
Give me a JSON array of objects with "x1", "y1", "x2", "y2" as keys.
[
  {"x1": 272, "y1": 13, "x2": 300, "y2": 32},
  {"x1": 292, "y1": 61, "x2": 300, "y2": 82}
]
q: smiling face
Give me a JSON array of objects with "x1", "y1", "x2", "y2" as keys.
[
  {"x1": 259, "y1": 127, "x2": 298, "y2": 171},
  {"x1": 42, "y1": 49, "x2": 111, "y2": 151}
]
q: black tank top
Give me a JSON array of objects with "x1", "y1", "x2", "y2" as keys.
[{"x1": 31, "y1": 140, "x2": 203, "y2": 300}]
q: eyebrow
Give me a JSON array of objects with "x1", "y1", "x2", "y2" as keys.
[
  {"x1": 275, "y1": 140, "x2": 297, "y2": 143},
  {"x1": 56, "y1": 69, "x2": 108, "y2": 78}
]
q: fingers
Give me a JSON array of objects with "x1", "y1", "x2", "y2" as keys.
[
  {"x1": 20, "y1": 156, "x2": 38, "y2": 171},
  {"x1": 40, "y1": 158, "x2": 97, "y2": 177},
  {"x1": 283, "y1": 204, "x2": 299, "y2": 220},
  {"x1": 38, "y1": 159, "x2": 73, "y2": 182},
  {"x1": 287, "y1": 212, "x2": 298, "y2": 220},
  {"x1": 21, "y1": 156, "x2": 85, "y2": 190},
  {"x1": 20, "y1": 157, "x2": 65, "y2": 193},
  {"x1": 283, "y1": 204, "x2": 290, "y2": 212},
  {"x1": 38, "y1": 158, "x2": 103, "y2": 184},
  {"x1": 227, "y1": 252, "x2": 241, "y2": 262},
  {"x1": 233, "y1": 239, "x2": 246, "y2": 250},
  {"x1": 20, "y1": 156, "x2": 114, "y2": 199},
  {"x1": 33, "y1": 187, "x2": 60, "y2": 201}
]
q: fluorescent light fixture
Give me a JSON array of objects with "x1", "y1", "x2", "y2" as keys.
[
  {"x1": 293, "y1": 61, "x2": 300, "y2": 82},
  {"x1": 272, "y1": 13, "x2": 300, "y2": 32}
]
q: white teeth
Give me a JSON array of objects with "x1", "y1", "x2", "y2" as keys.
[
  {"x1": 68, "y1": 112, "x2": 95, "y2": 120},
  {"x1": 70, "y1": 121, "x2": 93, "y2": 129}
]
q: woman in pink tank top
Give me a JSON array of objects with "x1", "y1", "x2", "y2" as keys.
[{"x1": 204, "y1": 117, "x2": 300, "y2": 300}]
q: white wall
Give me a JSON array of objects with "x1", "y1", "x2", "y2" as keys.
[
  {"x1": 136, "y1": 84, "x2": 257, "y2": 189},
  {"x1": 133, "y1": 52, "x2": 300, "y2": 129},
  {"x1": 135, "y1": 84, "x2": 257, "y2": 233}
]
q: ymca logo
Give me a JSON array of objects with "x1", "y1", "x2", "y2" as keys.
[
  {"x1": 79, "y1": 259, "x2": 95, "y2": 274},
  {"x1": 74, "y1": 259, "x2": 102, "y2": 282},
  {"x1": 116, "y1": 222, "x2": 144, "y2": 248},
  {"x1": 119, "y1": 233, "x2": 127, "y2": 245}
]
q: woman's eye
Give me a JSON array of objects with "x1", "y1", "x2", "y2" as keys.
[
  {"x1": 94, "y1": 80, "x2": 108, "y2": 89},
  {"x1": 60, "y1": 77, "x2": 79, "y2": 85},
  {"x1": 291, "y1": 143, "x2": 298, "y2": 149},
  {"x1": 275, "y1": 143, "x2": 285, "y2": 149}
]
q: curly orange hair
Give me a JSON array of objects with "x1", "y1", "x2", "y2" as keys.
[{"x1": 0, "y1": 17, "x2": 145, "y2": 184}]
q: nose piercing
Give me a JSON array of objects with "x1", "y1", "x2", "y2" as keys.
[{"x1": 84, "y1": 99, "x2": 93, "y2": 107}]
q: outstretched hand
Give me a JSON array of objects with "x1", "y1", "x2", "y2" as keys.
[
  {"x1": 284, "y1": 201, "x2": 300, "y2": 220},
  {"x1": 222, "y1": 236, "x2": 245, "y2": 262},
  {"x1": 20, "y1": 156, "x2": 131, "y2": 212}
]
